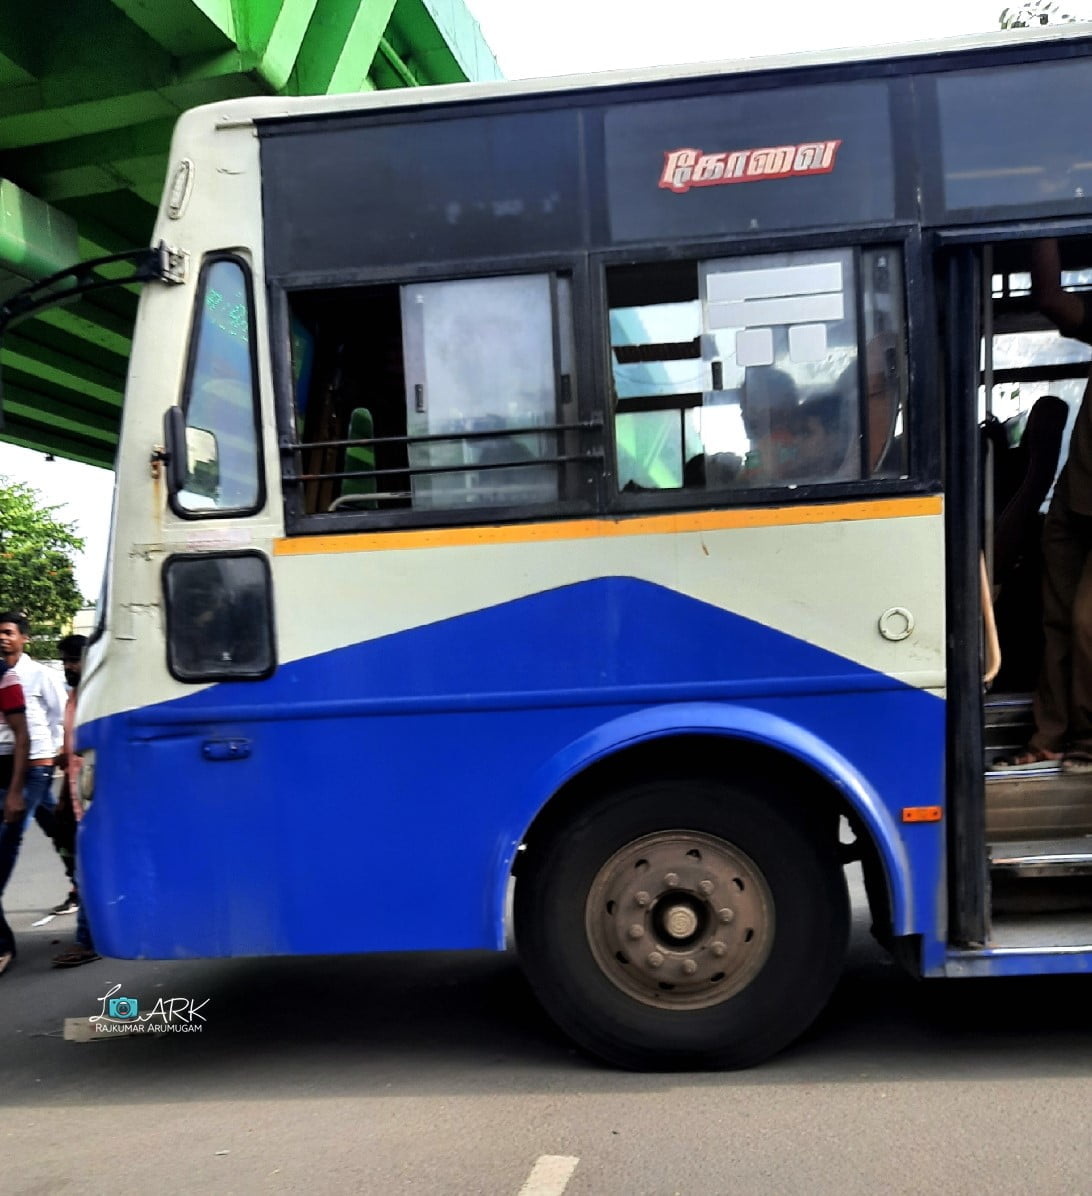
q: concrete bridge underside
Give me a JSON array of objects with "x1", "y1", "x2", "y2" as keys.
[{"x1": 0, "y1": 0, "x2": 499, "y2": 467}]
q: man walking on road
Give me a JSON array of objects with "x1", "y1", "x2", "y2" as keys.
[
  {"x1": 0, "y1": 652, "x2": 30, "y2": 974},
  {"x1": 0, "y1": 612, "x2": 67, "y2": 972}
]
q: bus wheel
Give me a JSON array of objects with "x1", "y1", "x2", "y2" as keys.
[{"x1": 515, "y1": 777, "x2": 849, "y2": 1070}]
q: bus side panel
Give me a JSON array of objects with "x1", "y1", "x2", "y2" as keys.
[{"x1": 77, "y1": 578, "x2": 946, "y2": 962}]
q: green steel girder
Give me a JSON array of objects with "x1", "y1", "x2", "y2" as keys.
[{"x1": 0, "y1": 0, "x2": 500, "y2": 466}]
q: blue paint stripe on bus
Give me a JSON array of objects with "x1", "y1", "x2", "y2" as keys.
[{"x1": 78, "y1": 578, "x2": 947, "y2": 962}]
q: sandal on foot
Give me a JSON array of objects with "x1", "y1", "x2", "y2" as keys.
[
  {"x1": 51, "y1": 947, "x2": 100, "y2": 968},
  {"x1": 1062, "y1": 751, "x2": 1092, "y2": 774},
  {"x1": 993, "y1": 747, "x2": 1063, "y2": 769}
]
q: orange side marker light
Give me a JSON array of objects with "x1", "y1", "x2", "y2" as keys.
[{"x1": 901, "y1": 806, "x2": 943, "y2": 823}]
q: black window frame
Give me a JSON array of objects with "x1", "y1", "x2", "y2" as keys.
[
  {"x1": 169, "y1": 252, "x2": 267, "y2": 521},
  {"x1": 162, "y1": 550, "x2": 277, "y2": 683},
  {"x1": 597, "y1": 223, "x2": 937, "y2": 518},
  {"x1": 272, "y1": 253, "x2": 604, "y2": 536}
]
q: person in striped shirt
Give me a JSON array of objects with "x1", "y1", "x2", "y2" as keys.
[{"x1": 0, "y1": 656, "x2": 30, "y2": 975}]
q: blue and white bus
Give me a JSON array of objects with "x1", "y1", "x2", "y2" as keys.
[{"x1": 5, "y1": 23, "x2": 1092, "y2": 1069}]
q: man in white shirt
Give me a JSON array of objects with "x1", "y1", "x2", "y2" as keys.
[{"x1": 0, "y1": 612, "x2": 67, "y2": 970}]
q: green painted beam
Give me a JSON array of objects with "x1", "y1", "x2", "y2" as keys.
[
  {"x1": 108, "y1": 0, "x2": 237, "y2": 56},
  {"x1": 0, "y1": 51, "x2": 36, "y2": 91},
  {"x1": 0, "y1": 418, "x2": 114, "y2": 469},
  {"x1": 250, "y1": 0, "x2": 321, "y2": 92},
  {"x1": 3, "y1": 119, "x2": 177, "y2": 183},
  {"x1": 3, "y1": 341, "x2": 124, "y2": 410},
  {"x1": 0, "y1": 0, "x2": 503, "y2": 468},
  {"x1": 38, "y1": 303, "x2": 135, "y2": 360},
  {"x1": 0, "y1": 180, "x2": 79, "y2": 280},
  {"x1": 296, "y1": 0, "x2": 397, "y2": 94},
  {"x1": 3, "y1": 380, "x2": 121, "y2": 448}
]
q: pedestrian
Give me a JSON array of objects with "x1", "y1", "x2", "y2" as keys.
[
  {"x1": 51, "y1": 634, "x2": 99, "y2": 967},
  {"x1": 0, "y1": 651, "x2": 31, "y2": 975},
  {"x1": 45, "y1": 634, "x2": 88, "y2": 917}
]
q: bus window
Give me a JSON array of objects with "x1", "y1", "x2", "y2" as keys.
[
  {"x1": 287, "y1": 272, "x2": 580, "y2": 518},
  {"x1": 608, "y1": 246, "x2": 907, "y2": 494},
  {"x1": 175, "y1": 258, "x2": 262, "y2": 515}
]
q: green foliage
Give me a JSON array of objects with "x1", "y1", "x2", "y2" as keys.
[
  {"x1": 1000, "y1": 1, "x2": 1081, "y2": 27},
  {"x1": 0, "y1": 476, "x2": 84, "y2": 657}
]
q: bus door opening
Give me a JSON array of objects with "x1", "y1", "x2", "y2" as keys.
[{"x1": 978, "y1": 234, "x2": 1092, "y2": 936}]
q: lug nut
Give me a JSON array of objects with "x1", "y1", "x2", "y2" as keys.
[
  {"x1": 698, "y1": 879, "x2": 715, "y2": 896},
  {"x1": 681, "y1": 959, "x2": 698, "y2": 975},
  {"x1": 711, "y1": 941, "x2": 728, "y2": 957},
  {"x1": 647, "y1": 951, "x2": 664, "y2": 968},
  {"x1": 627, "y1": 924, "x2": 644, "y2": 940},
  {"x1": 635, "y1": 891, "x2": 651, "y2": 907},
  {"x1": 664, "y1": 872, "x2": 680, "y2": 888},
  {"x1": 718, "y1": 907, "x2": 735, "y2": 924}
]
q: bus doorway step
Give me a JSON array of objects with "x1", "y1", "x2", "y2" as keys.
[{"x1": 989, "y1": 837, "x2": 1092, "y2": 916}]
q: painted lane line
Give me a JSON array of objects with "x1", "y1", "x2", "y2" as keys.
[{"x1": 518, "y1": 1155, "x2": 579, "y2": 1196}]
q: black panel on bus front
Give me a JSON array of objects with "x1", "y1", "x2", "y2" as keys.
[
  {"x1": 603, "y1": 81, "x2": 896, "y2": 243},
  {"x1": 260, "y1": 109, "x2": 585, "y2": 278}
]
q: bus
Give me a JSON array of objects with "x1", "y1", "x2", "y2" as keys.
[{"x1": 4, "y1": 22, "x2": 1092, "y2": 1071}]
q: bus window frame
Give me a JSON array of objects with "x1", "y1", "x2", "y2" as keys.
[
  {"x1": 597, "y1": 222, "x2": 939, "y2": 517},
  {"x1": 270, "y1": 252, "x2": 603, "y2": 537},
  {"x1": 161, "y1": 548, "x2": 278, "y2": 683},
  {"x1": 919, "y1": 62, "x2": 1092, "y2": 228},
  {"x1": 168, "y1": 251, "x2": 267, "y2": 522}
]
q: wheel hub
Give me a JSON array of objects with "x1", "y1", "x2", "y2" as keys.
[{"x1": 585, "y1": 830, "x2": 774, "y2": 1010}]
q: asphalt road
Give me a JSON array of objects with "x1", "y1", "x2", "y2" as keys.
[{"x1": 3, "y1": 831, "x2": 1091, "y2": 1195}]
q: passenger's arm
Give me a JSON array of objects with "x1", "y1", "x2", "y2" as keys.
[
  {"x1": 1030, "y1": 239, "x2": 1091, "y2": 343},
  {"x1": 2, "y1": 712, "x2": 28, "y2": 824}
]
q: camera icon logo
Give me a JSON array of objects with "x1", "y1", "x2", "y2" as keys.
[{"x1": 107, "y1": 997, "x2": 139, "y2": 1020}]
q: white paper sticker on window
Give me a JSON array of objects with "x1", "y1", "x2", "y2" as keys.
[
  {"x1": 788, "y1": 323, "x2": 828, "y2": 364},
  {"x1": 708, "y1": 292, "x2": 845, "y2": 329},
  {"x1": 736, "y1": 327, "x2": 775, "y2": 367},
  {"x1": 706, "y1": 261, "x2": 844, "y2": 303}
]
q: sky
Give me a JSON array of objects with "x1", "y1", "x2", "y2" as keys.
[{"x1": 2, "y1": 0, "x2": 1090, "y2": 600}]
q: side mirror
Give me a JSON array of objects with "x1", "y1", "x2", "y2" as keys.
[
  {"x1": 163, "y1": 406, "x2": 188, "y2": 496},
  {"x1": 164, "y1": 407, "x2": 220, "y2": 509}
]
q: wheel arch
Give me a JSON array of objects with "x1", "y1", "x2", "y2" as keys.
[{"x1": 501, "y1": 702, "x2": 911, "y2": 945}]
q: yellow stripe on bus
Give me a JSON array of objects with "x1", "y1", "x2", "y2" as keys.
[{"x1": 273, "y1": 495, "x2": 943, "y2": 557}]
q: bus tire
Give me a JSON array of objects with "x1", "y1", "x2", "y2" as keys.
[{"x1": 515, "y1": 776, "x2": 849, "y2": 1070}]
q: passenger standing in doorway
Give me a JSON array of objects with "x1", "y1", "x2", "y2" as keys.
[{"x1": 1000, "y1": 239, "x2": 1092, "y2": 771}]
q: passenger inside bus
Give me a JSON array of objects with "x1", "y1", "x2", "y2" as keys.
[{"x1": 994, "y1": 238, "x2": 1092, "y2": 772}]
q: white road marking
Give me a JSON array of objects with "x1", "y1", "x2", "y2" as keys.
[{"x1": 518, "y1": 1155, "x2": 579, "y2": 1196}]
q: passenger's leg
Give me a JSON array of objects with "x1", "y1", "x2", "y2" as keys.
[
  {"x1": 0, "y1": 766, "x2": 61, "y2": 965},
  {"x1": 1031, "y1": 500, "x2": 1086, "y2": 753},
  {"x1": 1063, "y1": 526, "x2": 1092, "y2": 761}
]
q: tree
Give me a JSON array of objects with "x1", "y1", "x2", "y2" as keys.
[
  {"x1": 0, "y1": 476, "x2": 85, "y2": 656},
  {"x1": 1000, "y1": 1, "x2": 1081, "y2": 27}
]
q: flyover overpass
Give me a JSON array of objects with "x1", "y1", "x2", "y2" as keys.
[{"x1": 0, "y1": 0, "x2": 500, "y2": 467}]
